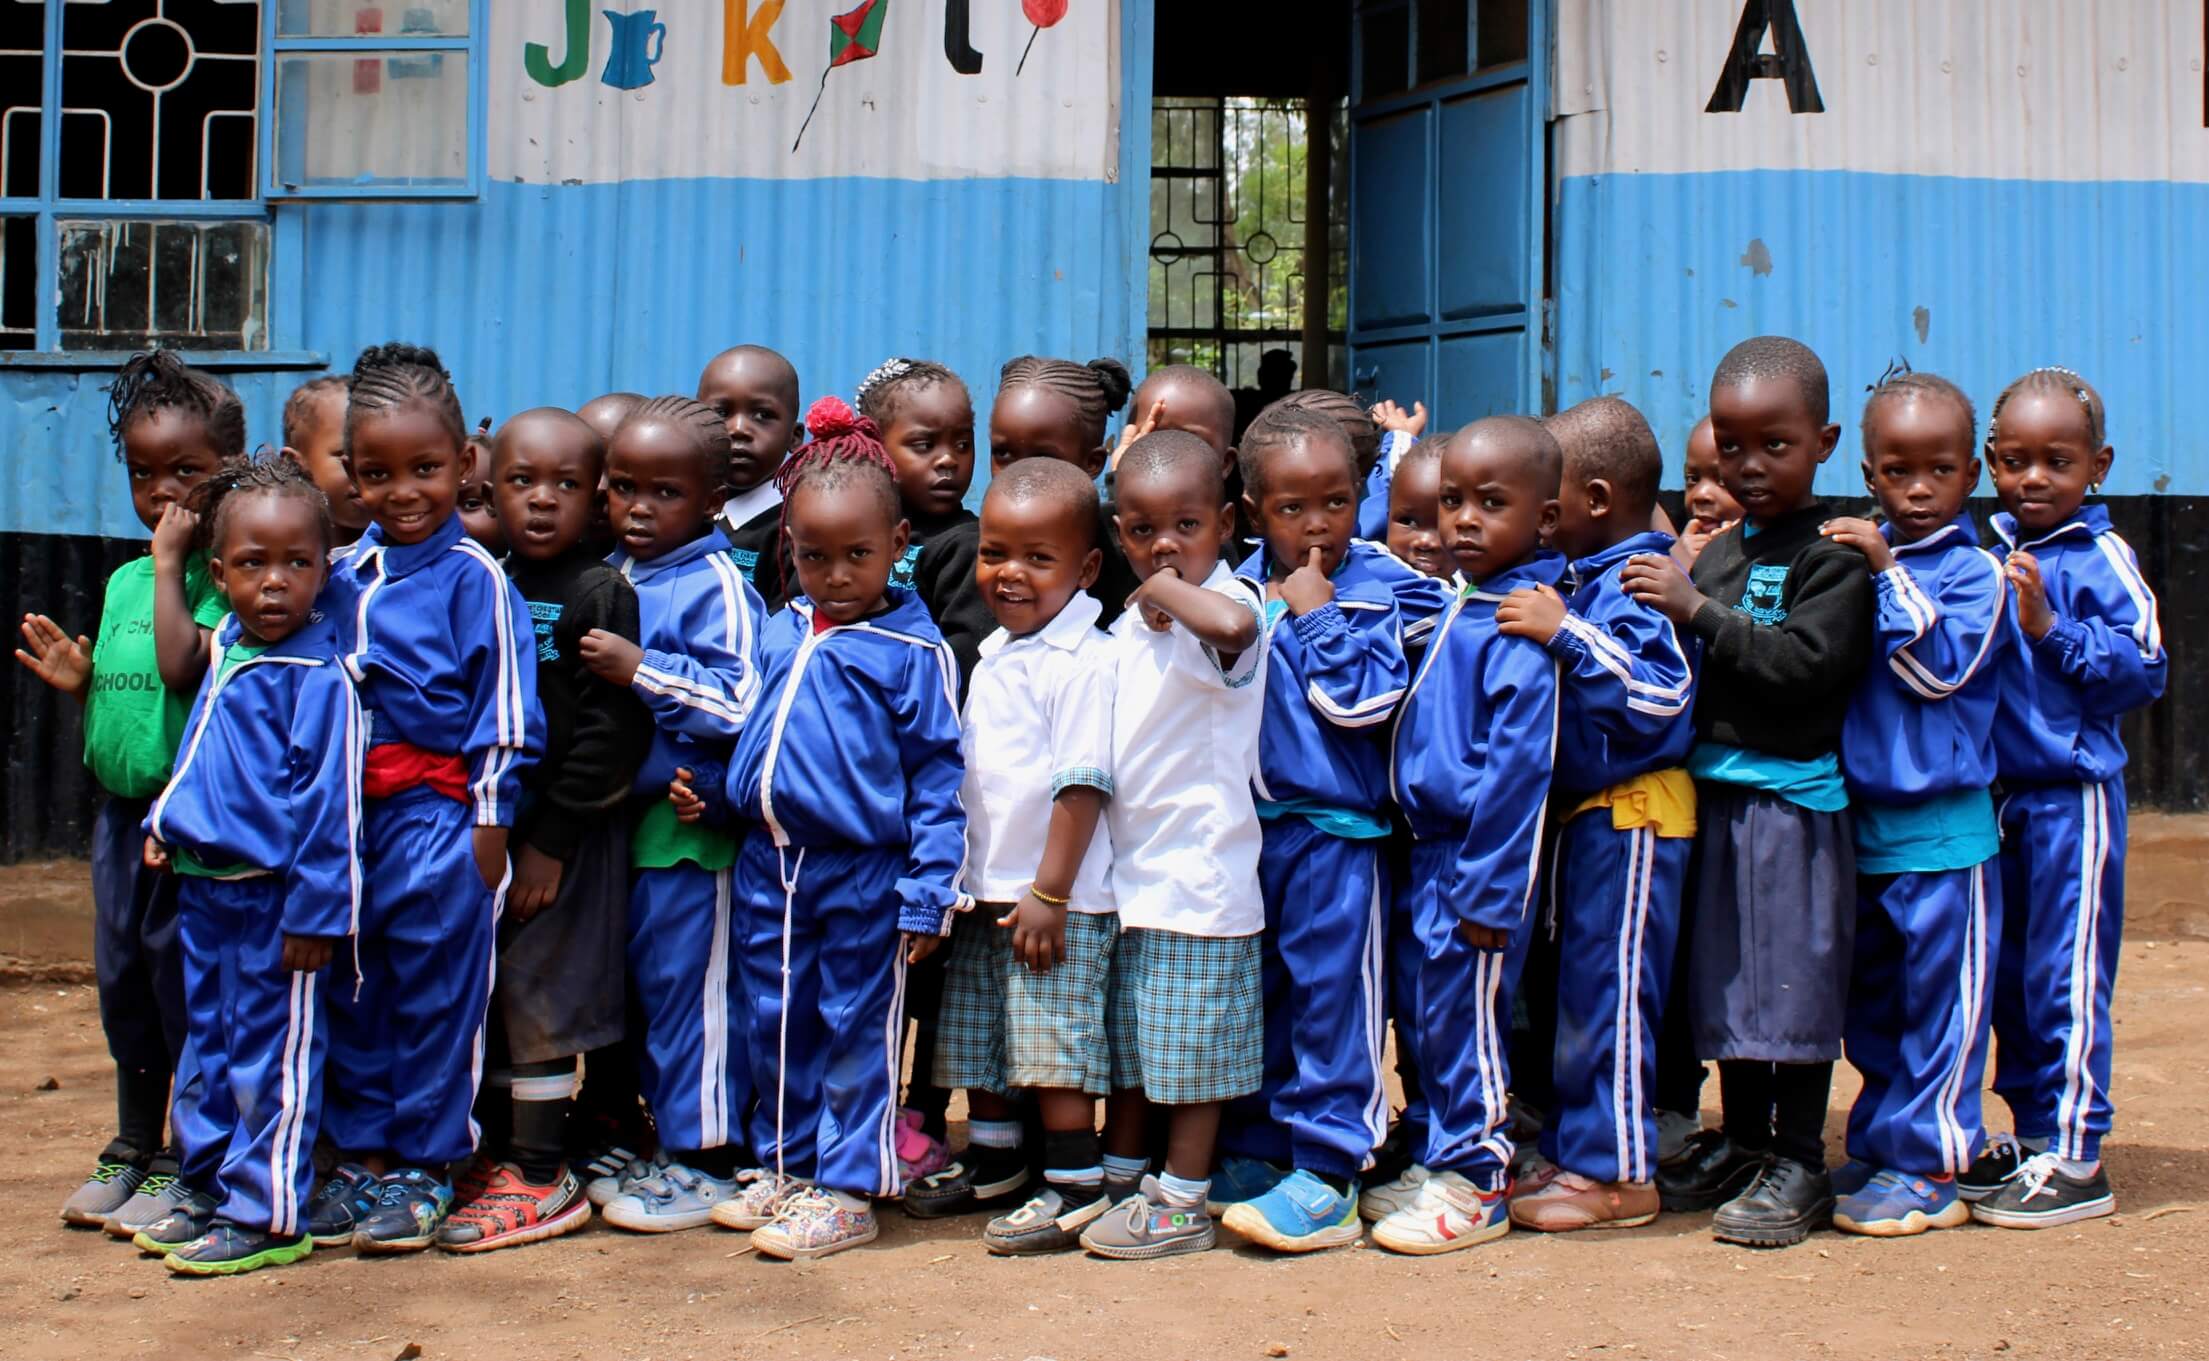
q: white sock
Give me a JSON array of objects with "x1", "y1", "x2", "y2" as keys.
[
  {"x1": 2053, "y1": 1156, "x2": 2100, "y2": 1180},
  {"x1": 1156, "y1": 1172, "x2": 1209, "y2": 1208}
]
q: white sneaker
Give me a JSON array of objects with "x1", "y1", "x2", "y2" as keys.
[
  {"x1": 601, "y1": 1161, "x2": 741, "y2": 1233},
  {"x1": 1369, "y1": 1169, "x2": 1511, "y2": 1255},
  {"x1": 583, "y1": 1150, "x2": 660, "y2": 1209},
  {"x1": 709, "y1": 1170, "x2": 805, "y2": 1231},
  {"x1": 1358, "y1": 1162, "x2": 1430, "y2": 1223},
  {"x1": 749, "y1": 1187, "x2": 880, "y2": 1261},
  {"x1": 1655, "y1": 1110, "x2": 1703, "y2": 1169}
]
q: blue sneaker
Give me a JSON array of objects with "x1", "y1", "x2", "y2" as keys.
[
  {"x1": 601, "y1": 1161, "x2": 742, "y2": 1233},
  {"x1": 1829, "y1": 1159, "x2": 1877, "y2": 1198},
  {"x1": 1220, "y1": 1169, "x2": 1362, "y2": 1252},
  {"x1": 304, "y1": 1164, "x2": 382, "y2": 1246},
  {"x1": 1832, "y1": 1169, "x2": 1969, "y2": 1237},
  {"x1": 352, "y1": 1168, "x2": 455, "y2": 1253},
  {"x1": 1204, "y1": 1157, "x2": 1286, "y2": 1215}
]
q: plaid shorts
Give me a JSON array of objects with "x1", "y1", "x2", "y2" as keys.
[
  {"x1": 1107, "y1": 927, "x2": 1263, "y2": 1104},
  {"x1": 933, "y1": 907, "x2": 1119, "y2": 1095}
]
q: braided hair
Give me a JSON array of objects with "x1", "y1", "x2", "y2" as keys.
[
  {"x1": 775, "y1": 397, "x2": 901, "y2": 597},
  {"x1": 995, "y1": 355, "x2": 1132, "y2": 447},
  {"x1": 344, "y1": 341, "x2": 466, "y2": 458},
  {"x1": 1262, "y1": 389, "x2": 1380, "y2": 475},
  {"x1": 1987, "y1": 366, "x2": 2105, "y2": 449},
  {"x1": 855, "y1": 357, "x2": 968, "y2": 427},
  {"x1": 106, "y1": 350, "x2": 247, "y2": 460},
  {"x1": 1860, "y1": 362, "x2": 1977, "y2": 452},
  {"x1": 280, "y1": 374, "x2": 347, "y2": 452},
  {"x1": 191, "y1": 454, "x2": 334, "y2": 559},
  {"x1": 612, "y1": 395, "x2": 731, "y2": 490}
]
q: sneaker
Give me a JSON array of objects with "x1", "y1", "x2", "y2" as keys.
[
  {"x1": 583, "y1": 1150, "x2": 661, "y2": 1210},
  {"x1": 1221, "y1": 1169, "x2": 1362, "y2": 1253},
  {"x1": 105, "y1": 1164, "x2": 194, "y2": 1241},
  {"x1": 303, "y1": 1164, "x2": 382, "y2": 1246},
  {"x1": 750, "y1": 1187, "x2": 880, "y2": 1260},
  {"x1": 1832, "y1": 1169, "x2": 1968, "y2": 1237},
  {"x1": 903, "y1": 1143, "x2": 1027, "y2": 1219},
  {"x1": 1358, "y1": 1162, "x2": 1430, "y2": 1223},
  {"x1": 1657, "y1": 1130, "x2": 1763, "y2": 1212},
  {"x1": 1711, "y1": 1156, "x2": 1832, "y2": 1248},
  {"x1": 60, "y1": 1158, "x2": 145, "y2": 1228},
  {"x1": 1370, "y1": 1169, "x2": 1511, "y2": 1255},
  {"x1": 1971, "y1": 1152, "x2": 2115, "y2": 1230},
  {"x1": 163, "y1": 1222, "x2": 314, "y2": 1277},
  {"x1": 352, "y1": 1167, "x2": 456, "y2": 1253},
  {"x1": 1508, "y1": 1170, "x2": 1659, "y2": 1232},
  {"x1": 710, "y1": 1170, "x2": 804, "y2": 1231},
  {"x1": 1957, "y1": 1133, "x2": 2031, "y2": 1203},
  {"x1": 984, "y1": 1182, "x2": 1119, "y2": 1256},
  {"x1": 129, "y1": 1185, "x2": 221, "y2": 1256},
  {"x1": 1078, "y1": 1176, "x2": 1216, "y2": 1260},
  {"x1": 450, "y1": 1152, "x2": 496, "y2": 1206},
  {"x1": 896, "y1": 1109, "x2": 953, "y2": 1183},
  {"x1": 1205, "y1": 1156, "x2": 1287, "y2": 1215},
  {"x1": 1829, "y1": 1159, "x2": 1877, "y2": 1199},
  {"x1": 436, "y1": 1163, "x2": 592, "y2": 1253},
  {"x1": 600, "y1": 1160, "x2": 741, "y2": 1233},
  {"x1": 1511, "y1": 1148, "x2": 1561, "y2": 1190},
  {"x1": 1655, "y1": 1110, "x2": 1703, "y2": 1169}
]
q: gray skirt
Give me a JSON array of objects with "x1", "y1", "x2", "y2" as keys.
[
  {"x1": 1686, "y1": 784, "x2": 1855, "y2": 1063},
  {"x1": 495, "y1": 816, "x2": 630, "y2": 1065}
]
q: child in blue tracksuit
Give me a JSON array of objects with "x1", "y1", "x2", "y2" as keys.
[
  {"x1": 719, "y1": 400, "x2": 968, "y2": 1261},
  {"x1": 142, "y1": 459, "x2": 362, "y2": 1275},
  {"x1": 1370, "y1": 416, "x2": 1566, "y2": 1256},
  {"x1": 1209, "y1": 406, "x2": 1425, "y2": 1253},
  {"x1": 1499, "y1": 397, "x2": 1697, "y2": 1234},
  {"x1": 313, "y1": 344, "x2": 542, "y2": 1252},
  {"x1": 579, "y1": 396, "x2": 767, "y2": 1232},
  {"x1": 1968, "y1": 368, "x2": 2164, "y2": 1229},
  {"x1": 1819, "y1": 373, "x2": 2011, "y2": 1238}
]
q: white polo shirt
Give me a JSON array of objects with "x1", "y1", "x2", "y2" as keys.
[
  {"x1": 1107, "y1": 561, "x2": 1267, "y2": 937},
  {"x1": 960, "y1": 592, "x2": 1118, "y2": 912}
]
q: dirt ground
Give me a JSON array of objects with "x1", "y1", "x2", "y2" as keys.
[{"x1": 6, "y1": 819, "x2": 2209, "y2": 1361}]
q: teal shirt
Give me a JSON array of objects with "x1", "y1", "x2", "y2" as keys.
[
  {"x1": 1854, "y1": 787, "x2": 2000, "y2": 875},
  {"x1": 1687, "y1": 740, "x2": 1849, "y2": 812},
  {"x1": 1254, "y1": 599, "x2": 1391, "y2": 840}
]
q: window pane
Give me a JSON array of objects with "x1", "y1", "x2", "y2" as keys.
[
  {"x1": 1, "y1": 0, "x2": 38, "y2": 200},
  {"x1": 1, "y1": 215, "x2": 33, "y2": 349},
  {"x1": 273, "y1": 51, "x2": 471, "y2": 191},
  {"x1": 56, "y1": 219, "x2": 269, "y2": 351},
  {"x1": 1475, "y1": 0, "x2": 1529, "y2": 69},
  {"x1": 276, "y1": 0, "x2": 468, "y2": 37},
  {"x1": 59, "y1": 0, "x2": 260, "y2": 201},
  {"x1": 1360, "y1": 5, "x2": 1410, "y2": 102},
  {"x1": 1416, "y1": 0, "x2": 1469, "y2": 86}
]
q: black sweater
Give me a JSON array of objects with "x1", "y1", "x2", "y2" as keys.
[
  {"x1": 901, "y1": 509, "x2": 994, "y2": 696},
  {"x1": 721, "y1": 503, "x2": 791, "y2": 615},
  {"x1": 1685, "y1": 502, "x2": 1874, "y2": 761},
  {"x1": 507, "y1": 549, "x2": 654, "y2": 859}
]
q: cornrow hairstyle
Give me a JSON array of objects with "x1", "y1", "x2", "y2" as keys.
[
  {"x1": 1238, "y1": 403, "x2": 1357, "y2": 502},
  {"x1": 1986, "y1": 366, "x2": 2105, "y2": 449},
  {"x1": 775, "y1": 396, "x2": 903, "y2": 597},
  {"x1": 1118, "y1": 428, "x2": 1226, "y2": 504},
  {"x1": 1263, "y1": 388, "x2": 1381, "y2": 475},
  {"x1": 854, "y1": 356, "x2": 968, "y2": 426},
  {"x1": 615, "y1": 395, "x2": 734, "y2": 490},
  {"x1": 345, "y1": 341, "x2": 466, "y2": 457},
  {"x1": 280, "y1": 374, "x2": 348, "y2": 451},
  {"x1": 106, "y1": 350, "x2": 248, "y2": 460},
  {"x1": 984, "y1": 455, "x2": 1099, "y2": 549},
  {"x1": 191, "y1": 453, "x2": 334, "y2": 559},
  {"x1": 1860, "y1": 364, "x2": 1977, "y2": 453},
  {"x1": 1711, "y1": 335, "x2": 1831, "y2": 424},
  {"x1": 996, "y1": 355, "x2": 1133, "y2": 446},
  {"x1": 1544, "y1": 395, "x2": 1662, "y2": 513}
]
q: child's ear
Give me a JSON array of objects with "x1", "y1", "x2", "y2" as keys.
[
  {"x1": 1964, "y1": 452, "x2": 1984, "y2": 493},
  {"x1": 1240, "y1": 489, "x2": 1260, "y2": 531},
  {"x1": 2091, "y1": 444, "x2": 2115, "y2": 491},
  {"x1": 205, "y1": 553, "x2": 229, "y2": 598},
  {"x1": 1537, "y1": 496, "x2": 1562, "y2": 542},
  {"x1": 891, "y1": 517, "x2": 912, "y2": 558},
  {"x1": 1584, "y1": 477, "x2": 1614, "y2": 521},
  {"x1": 704, "y1": 481, "x2": 729, "y2": 517},
  {"x1": 279, "y1": 444, "x2": 304, "y2": 467},
  {"x1": 1081, "y1": 444, "x2": 1110, "y2": 480},
  {"x1": 1816, "y1": 422, "x2": 1842, "y2": 463},
  {"x1": 1077, "y1": 545, "x2": 1103, "y2": 590},
  {"x1": 1860, "y1": 458, "x2": 1876, "y2": 496}
]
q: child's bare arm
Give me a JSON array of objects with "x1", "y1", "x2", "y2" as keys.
[
  {"x1": 151, "y1": 505, "x2": 213, "y2": 693},
  {"x1": 1128, "y1": 569, "x2": 1259, "y2": 656}
]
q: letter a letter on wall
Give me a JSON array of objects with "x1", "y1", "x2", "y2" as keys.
[
  {"x1": 725, "y1": 0, "x2": 794, "y2": 85},
  {"x1": 1706, "y1": 0, "x2": 1824, "y2": 113}
]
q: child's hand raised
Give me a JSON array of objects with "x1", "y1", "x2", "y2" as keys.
[
  {"x1": 1129, "y1": 563, "x2": 1181, "y2": 632},
  {"x1": 1371, "y1": 398, "x2": 1428, "y2": 438},
  {"x1": 1277, "y1": 546, "x2": 1335, "y2": 616},
  {"x1": 509, "y1": 843, "x2": 565, "y2": 921},
  {"x1": 16, "y1": 613, "x2": 93, "y2": 699},
  {"x1": 1620, "y1": 552, "x2": 1707, "y2": 625},
  {"x1": 903, "y1": 930, "x2": 944, "y2": 964},
  {"x1": 2006, "y1": 550, "x2": 2055, "y2": 641},
  {"x1": 1495, "y1": 582, "x2": 1566, "y2": 645},
  {"x1": 1672, "y1": 519, "x2": 1732, "y2": 569},
  {"x1": 1819, "y1": 516, "x2": 1894, "y2": 572},
  {"x1": 280, "y1": 933, "x2": 336, "y2": 974},
  {"x1": 998, "y1": 892, "x2": 1068, "y2": 973},
  {"x1": 150, "y1": 503, "x2": 199, "y2": 578},
  {"x1": 579, "y1": 628, "x2": 644, "y2": 686},
  {"x1": 1109, "y1": 397, "x2": 1167, "y2": 472}
]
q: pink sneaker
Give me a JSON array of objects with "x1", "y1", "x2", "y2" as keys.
[{"x1": 896, "y1": 1109, "x2": 952, "y2": 1182}]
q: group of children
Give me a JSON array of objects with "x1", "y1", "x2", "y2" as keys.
[{"x1": 24, "y1": 332, "x2": 2161, "y2": 1276}]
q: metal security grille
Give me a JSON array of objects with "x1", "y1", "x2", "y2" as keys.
[
  {"x1": 1147, "y1": 95, "x2": 1347, "y2": 393},
  {"x1": 57, "y1": 0, "x2": 260, "y2": 202}
]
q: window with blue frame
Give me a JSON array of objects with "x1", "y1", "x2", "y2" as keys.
[{"x1": 0, "y1": 0, "x2": 480, "y2": 358}]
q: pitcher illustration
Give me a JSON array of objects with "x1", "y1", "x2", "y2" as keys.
[{"x1": 602, "y1": 9, "x2": 667, "y2": 90}]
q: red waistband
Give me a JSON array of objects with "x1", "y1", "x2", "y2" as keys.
[{"x1": 363, "y1": 743, "x2": 470, "y2": 804}]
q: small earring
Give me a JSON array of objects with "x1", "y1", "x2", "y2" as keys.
[{"x1": 2089, "y1": 481, "x2": 2102, "y2": 494}]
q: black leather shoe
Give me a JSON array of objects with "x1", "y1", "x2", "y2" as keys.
[
  {"x1": 1712, "y1": 1156, "x2": 1834, "y2": 1248},
  {"x1": 1656, "y1": 1129, "x2": 1763, "y2": 1212}
]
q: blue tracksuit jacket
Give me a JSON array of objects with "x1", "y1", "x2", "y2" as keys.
[
  {"x1": 1546, "y1": 531, "x2": 1698, "y2": 798},
  {"x1": 612, "y1": 531, "x2": 765, "y2": 797}
]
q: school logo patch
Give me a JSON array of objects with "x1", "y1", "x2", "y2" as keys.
[
  {"x1": 728, "y1": 547, "x2": 760, "y2": 580},
  {"x1": 890, "y1": 541, "x2": 923, "y2": 590},
  {"x1": 1738, "y1": 563, "x2": 1790, "y2": 625},
  {"x1": 528, "y1": 600, "x2": 563, "y2": 662}
]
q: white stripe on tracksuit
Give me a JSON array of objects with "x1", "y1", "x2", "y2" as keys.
[
  {"x1": 2056, "y1": 784, "x2": 2112, "y2": 1162},
  {"x1": 266, "y1": 970, "x2": 317, "y2": 1237}
]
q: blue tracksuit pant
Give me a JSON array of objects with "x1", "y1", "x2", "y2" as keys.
[
  {"x1": 168, "y1": 877, "x2": 327, "y2": 1235},
  {"x1": 1223, "y1": 820, "x2": 1390, "y2": 1177},
  {"x1": 1539, "y1": 814, "x2": 1688, "y2": 1185},
  {"x1": 1844, "y1": 861, "x2": 1999, "y2": 1176},
  {"x1": 1993, "y1": 779, "x2": 2126, "y2": 1164},
  {"x1": 1383, "y1": 832, "x2": 1426, "y2": 1149},
  {"x1": 629, "y1": 864, "x2": 745, "y2": 1157},
  {"x1": 1400, "y1": 838, "x2": 1534, "y2": 1189},
  {"x1": 325, "y1": 787, "x2": 498, "y2": 1166},
  {"x1": 736, "y1": 838, "x2": 906, "y2": 1198}
]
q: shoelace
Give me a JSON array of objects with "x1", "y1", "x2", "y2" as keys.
[
  {"x1": 1983, "y1": 1131, "x2": 2024, "y2": 1164},
  {"x1": 135, "y1": 1173, "x2": 177, "y2": 1198},
  {"x1": 88, "y1": 1161, "x2": 133, "y2": 1184},
  {"x1": 2012, "y1": 1151, "x2": 2065, "y2": 1202},
  {"x1": 772, "y1": 1186, "x2": 838, "y2": 1222},
  {"x1": 375, "y1": 1176, "x2": 427, "y2": 1207}
]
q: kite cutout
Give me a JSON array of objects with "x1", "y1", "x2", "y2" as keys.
[
  {"x1": 794, "y1": 0, "x2": 888, "y2": 152},
  {"x1": 1016, "y1": 0, "x2": 1066, "y2": 76}
]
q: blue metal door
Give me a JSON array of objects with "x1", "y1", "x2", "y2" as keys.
[{"x1": 1348, "y1": 1, "x2": 1548, "y2": 423}]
